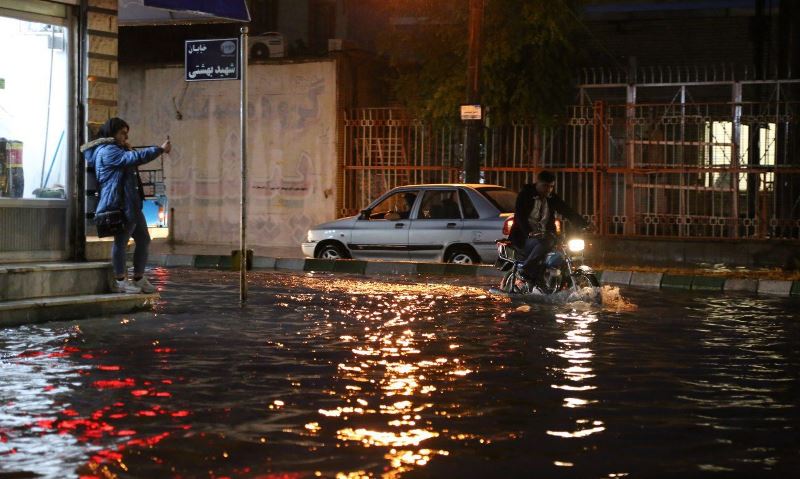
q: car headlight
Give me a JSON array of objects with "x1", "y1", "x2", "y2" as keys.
[{"x1": 567, "y1": 238, "x2": 585, "y2": 252}]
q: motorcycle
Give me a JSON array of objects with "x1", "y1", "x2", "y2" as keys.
[{"x1": 493, "y1": 219, "x2": 599, "y2": 296}]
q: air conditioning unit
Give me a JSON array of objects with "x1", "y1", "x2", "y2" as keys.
[{"x1": 249, "y1": 32, "x2": 285, "y2": 60}]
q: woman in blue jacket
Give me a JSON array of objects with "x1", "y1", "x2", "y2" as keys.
[{"x1": 80, "y1": 118, "x2": 170, "y2": 294}]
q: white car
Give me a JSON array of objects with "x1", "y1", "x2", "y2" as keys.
[{"x1": 302, "y1": 184, "x2": 516, "y2": 264}]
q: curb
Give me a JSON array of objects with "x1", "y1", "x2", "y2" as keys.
[{"x1": 146, "y1": 255, "x2": 799, "y2": 297}]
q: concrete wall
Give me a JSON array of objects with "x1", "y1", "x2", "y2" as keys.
[
  {"x1": 87, "y1": 0, "x2": 120, "y2": 135},
  {"x1": 119, "y1": 59, "x2": 338, "y2": 249}
]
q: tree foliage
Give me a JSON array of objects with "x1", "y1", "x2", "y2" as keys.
[{"x1": 377, "y1": 0, "x2": 584, "y2": 125}]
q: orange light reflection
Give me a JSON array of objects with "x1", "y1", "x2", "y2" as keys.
[{"x1": 303, "y1": 278, "x2": 490, "y2": 477}]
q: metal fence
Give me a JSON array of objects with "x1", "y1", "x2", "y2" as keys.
[
  {"x1": 341, "y1": 108, "x2": 460, "y2": 215},
  {"x1": 341, "y1": 96, "x2": 800, "y2": 240}
]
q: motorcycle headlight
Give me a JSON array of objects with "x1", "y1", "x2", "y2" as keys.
[{"x1": 567, "y1": 238, "x2": 585, "y2": 252}]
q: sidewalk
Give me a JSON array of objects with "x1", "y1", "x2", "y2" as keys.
[{"x1": 122, "y1": 238, "x2": 800, "y2": 297}]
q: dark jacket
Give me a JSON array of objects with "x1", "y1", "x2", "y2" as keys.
[{"x1": 508, "y1": 184, "x2": 588, "y2": 248}]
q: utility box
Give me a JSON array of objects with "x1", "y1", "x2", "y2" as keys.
[{"x1": 231, "y1": 249, "x2": 254, "y2": 271}]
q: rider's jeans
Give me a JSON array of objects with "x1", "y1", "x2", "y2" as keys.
[{"x1": 520, "y1": 235, "x2": 554, "y2": 277}]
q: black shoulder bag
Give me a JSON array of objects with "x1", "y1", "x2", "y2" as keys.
[{"x1": 94, "y1": 171, "x2": 127, "y2": 238}]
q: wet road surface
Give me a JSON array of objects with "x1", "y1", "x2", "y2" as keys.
[{"x1": 1, "y1": 268, "x2": 799, "y2": 478}]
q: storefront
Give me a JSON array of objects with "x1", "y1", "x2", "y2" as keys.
[{"x1": 0, "y1": 0, "x2": 79, "y2": 262}]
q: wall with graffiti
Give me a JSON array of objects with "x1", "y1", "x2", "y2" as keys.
[{"x1": 119, "y1": 60, "x2": 337, "y2": 249}]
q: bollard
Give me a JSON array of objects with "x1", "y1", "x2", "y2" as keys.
[
  {"x1": 167, "y1": 207, "x2": 175, "y2": 246},
  {"x1": 231, "y1": 249, "x2": 253, "y2": 271}
]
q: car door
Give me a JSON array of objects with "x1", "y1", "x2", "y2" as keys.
[
  {"x1": 407, "y1": 189, "x2": 464, "y2": 261},
  {"x1": 347, "y1": 189, "x2": 420, "y2": 260},
  {"x1": 459, "y1": 188, "x2": 498, "y2": 262}
]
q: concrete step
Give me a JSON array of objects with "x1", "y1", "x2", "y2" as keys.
[
  {"x1": 0, "y1": 262, "x2": 114, "y2": 301},
  {"x1": 0, "y1": 292, "x2": 157, "y2": 328},
  {"x1": 86, "y1": 237, "x2": 115, "y2": 261}
]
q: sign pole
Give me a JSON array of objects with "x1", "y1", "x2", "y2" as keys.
[
  {"x1": 239, "y1": 26, "x2": 248, "y2": 304},
  {"x1": 463, "y1": 0, "x2": 484, "y2": 183},
  {"x1": 184, "y1": 36, "x2": 243, "y2": 301}
]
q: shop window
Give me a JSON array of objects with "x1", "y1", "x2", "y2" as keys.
[
  {"x1": 703, "y1": 121, "x2": 776, "y2": 192},
  {"x1": 737, "y1": 123, "x2": 776, "y2": 192},
  {"x1": 0, "y1": 16, "x2": 68, "y2": 200},
  {"x1": 703, "y1": 121, "x2": 732, "y2": 189}
]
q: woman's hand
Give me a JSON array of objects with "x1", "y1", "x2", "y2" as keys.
[{"x1": 161, "y1": 138, "x2": 172, "y2": 154}]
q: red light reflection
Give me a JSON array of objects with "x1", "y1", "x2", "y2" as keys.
[{"x1": 9, "y1": 343, "x2": 192, "y2": 476}]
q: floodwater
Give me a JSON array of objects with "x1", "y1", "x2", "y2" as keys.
[{"x1": 1, "y1": 268, "x2": 798, "y2": 478}]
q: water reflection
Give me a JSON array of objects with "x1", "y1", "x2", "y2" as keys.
[
  {"x1": 546, "y1": 311, "x2": 605, "y2": 442},
  {"x1": 1, "y1": 269, "x2": 798, "y2": 478},
  {"x1": 321, "y1": 289, "x2": 460, "y2": 478},
  {"x1": 0, "y1": 325, "x2": 191, "y2": 478},
  {"x1": 0, "y1": 328, "x2": 90, "y2": 476}
]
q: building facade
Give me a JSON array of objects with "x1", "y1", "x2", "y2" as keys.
[{"x1": 0, "y1": 0, "x2": 120, "y2": 262}]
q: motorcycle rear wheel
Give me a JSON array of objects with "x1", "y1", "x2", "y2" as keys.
[{"x1": 500, "y1": 270, "x2": 517, "y2": 293}]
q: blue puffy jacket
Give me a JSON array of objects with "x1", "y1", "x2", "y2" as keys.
[{"x1": 80, "y1": 138, "x2": 163, "y2": 223}]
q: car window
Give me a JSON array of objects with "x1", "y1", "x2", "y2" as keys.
[
  {"x1": 478, "y1": 187, "x2": 516, "y2": 213},
  {"x1": 458, "y1": 189, "x2": 480, "y2": 219},
  {"x1": 417, "y1": 190, "x2": 461, "y2": 220},
  {"x1": 367, "y1": 190, "x2": 418, "y2": 220}
]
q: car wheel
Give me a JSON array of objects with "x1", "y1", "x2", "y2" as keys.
[
  {"x1": 317, "y1": 243, "x2": 347, "y2": 260},
  {"x1": 446, "y1": 248, "x2": 479, "y2": 264}
]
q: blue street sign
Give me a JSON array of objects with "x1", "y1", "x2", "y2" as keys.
[
  {"x1": 144, "y1": 0, "x2": 250, "y2": 22},
  {"x1": 185, "y1": 38, "x2": 239, "y2": 81}
]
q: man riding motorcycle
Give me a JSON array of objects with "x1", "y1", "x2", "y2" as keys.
[{"x1": 509, "y1": 170, "x2": 589, "y2": 284}]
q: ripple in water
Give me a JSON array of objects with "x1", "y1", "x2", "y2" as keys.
[{"x1": 0, "y1": 268, "x2": 797, "y2": 478}]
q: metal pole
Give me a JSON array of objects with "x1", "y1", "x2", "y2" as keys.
[
  {"x1": 75, "y1": 0, "x2": 89, "y2": 261},
  {"x1": 731, "y1": 81, "x2": 741, "y2": 239},
  {"x1": 463, "y1": 0, "x2": 483, "y2": 183},
  {"x1": 240, "y1": 26, "x2": 248, "y2": 304}
]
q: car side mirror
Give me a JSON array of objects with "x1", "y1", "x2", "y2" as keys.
[{"x1": 359, "y1": 209, "x2": 371, "y2": 220}]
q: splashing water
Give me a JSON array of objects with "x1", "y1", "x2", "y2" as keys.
[
  {"x1": 600, "y1": 285, "x2": 638, "y2": 312},
  {"x1": 493, "y1": 286, "x2": 603, "y2": 306},
  {"x1": 493, "y1": 284, "x2": 636, "y2": 312}
]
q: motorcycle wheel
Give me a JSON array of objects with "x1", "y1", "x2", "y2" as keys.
[
  {"x1": 500, "y1": 270, "x2": 517, "y2": 293},
  {"x1": 538, "y1": 267, "x2": 565, "y2": 295},
  {"x1": 572, "y1": 270, "x2": 600, "y2": 289}
]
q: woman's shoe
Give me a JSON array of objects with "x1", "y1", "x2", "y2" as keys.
[
  {"x1": 133, "y1": 276, "x2": 156, "y2": 294},
  {"x1": 115, "y1": 279, "x2": 142, "y2": 294}
]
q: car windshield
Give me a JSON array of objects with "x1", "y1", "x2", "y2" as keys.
[{"x1": 478, "y1": 188, "x2": 516, "y2": 213}]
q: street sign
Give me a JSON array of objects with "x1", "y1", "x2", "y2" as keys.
[
  {"x1": 460, "y1": 104, "x2": 482, "y2": 121},
  {"x1": 185, "y1": 38, "x2": 240, "y2": 81}
]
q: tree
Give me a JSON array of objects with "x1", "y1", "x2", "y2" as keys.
[{"x1": 377, "y1": 0, "x2": 584, "y2": 125}]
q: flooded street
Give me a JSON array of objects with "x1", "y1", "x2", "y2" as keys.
[{"x1": 1, "y1": 268, "x2": 799, "y2": 478}]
